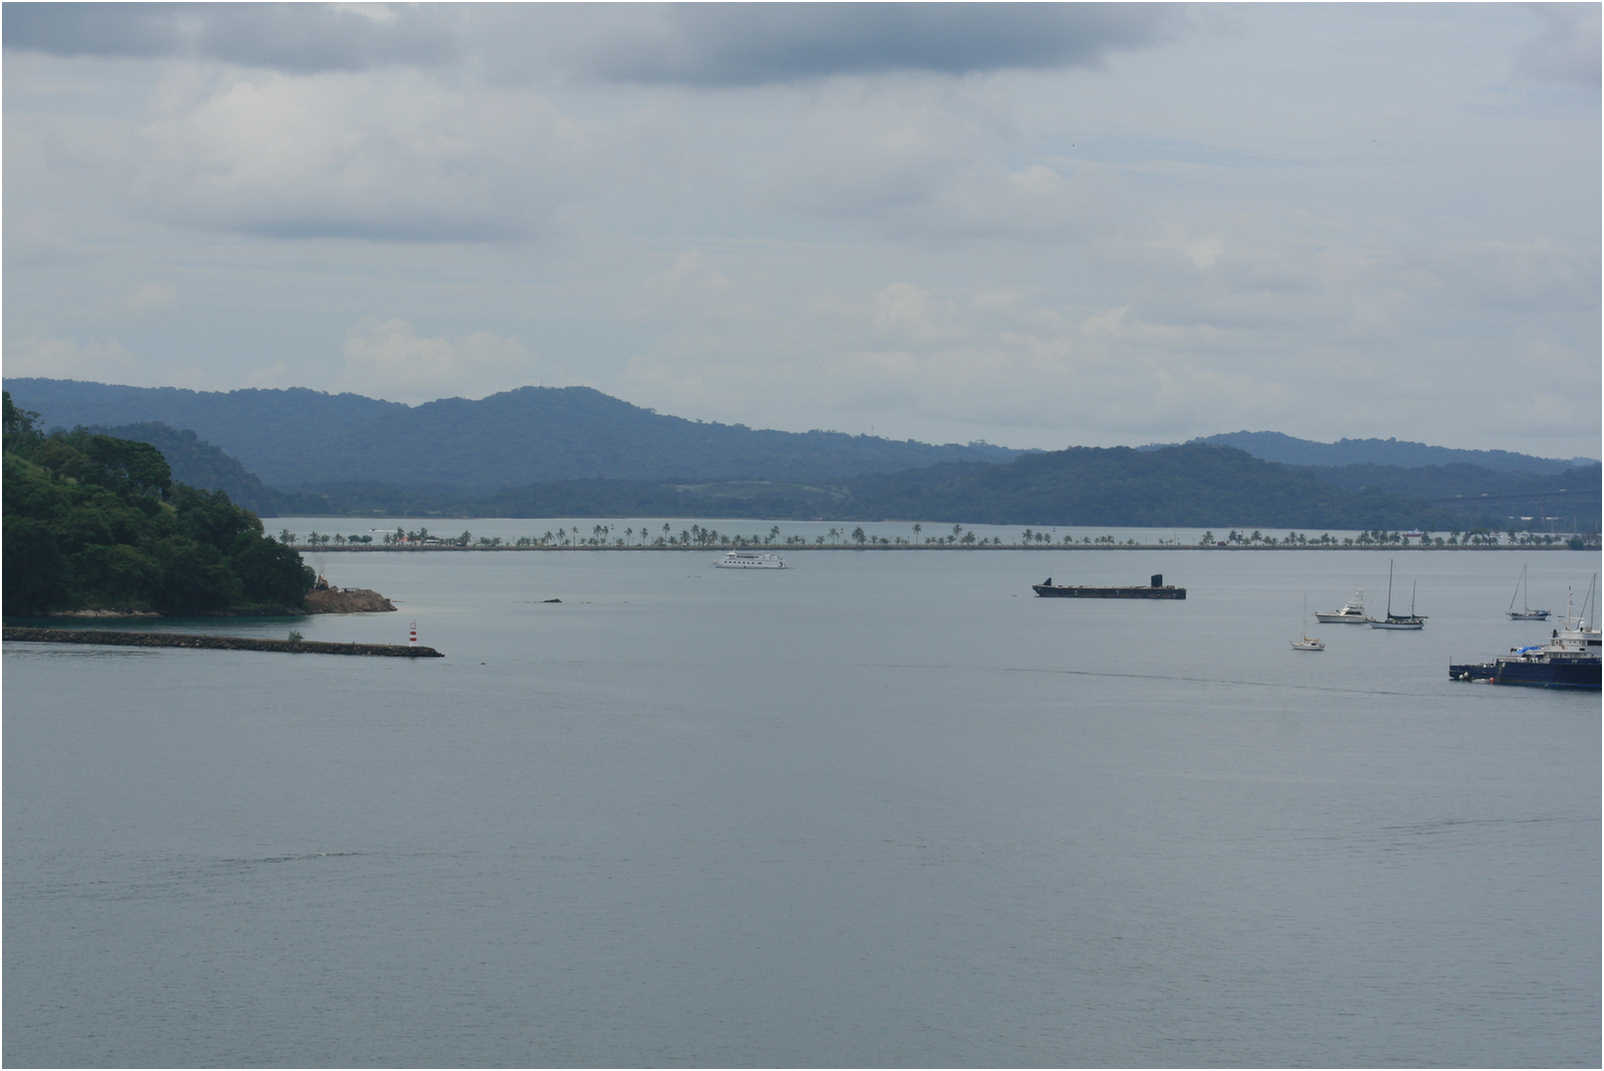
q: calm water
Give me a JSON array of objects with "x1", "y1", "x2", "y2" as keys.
[{"x1": 6, "y1": 541, "x2": 1600, "y2": 1067}]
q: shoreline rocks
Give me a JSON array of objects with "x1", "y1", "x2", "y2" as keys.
[
  {"x1": 304, "y1": 587, "x2": 397, "y2": 614},
  {"x1": 20, "y1": 585, "x2": 397, "y2": 621}
]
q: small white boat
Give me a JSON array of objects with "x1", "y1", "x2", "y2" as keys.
[
  {"x1": 1292, "y1": 595, "x2": 1325, "y2": 650},
  {"x1": 1314, "y1": 590, "x2": 1370, "y2": 624},
  {"x1": 715, "y1": 550, "x2": 786, "y2": 570}
]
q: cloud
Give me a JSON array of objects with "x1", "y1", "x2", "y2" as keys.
[
  {"x1": 124, "y1": 282, "x2": 177, "y2": 314},
  {"x1": 1512, "y1": 5, "x2": 1601, "y2": 86},
  {"x1": 1, "y1": 6, "x2": 1597, "y2": 459},
  {"x1": 2, "y1": 3, "x2": 456, "y2": 72},
  {"x1": 338, "y1": 319, "x2": 536, "y2": 403},
  {"x1": 584, "y1": 4, "x2": 1183, "y2": 86},
  {"x1": 660, "y1": 251, "x2": 732, "y2": 295},
  {"x1": 3, "y1": 335, "x2": 144, "y2": 383},
  {"x1": 3, "y1": 5, "x2": 1185, "y2": 90},
  {"x1": 130, "y1": 70, "x2": 588, "y2": 242}
]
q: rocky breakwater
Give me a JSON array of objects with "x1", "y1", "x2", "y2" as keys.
[
  {"x1": 3, "y1": 627, "x2": 442, "y2": 658},
  {"x1": 304, "y1": 586, "x2": 396, "y2": 613}
]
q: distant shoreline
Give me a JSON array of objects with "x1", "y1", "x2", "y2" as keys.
[{"x1": 283, "y1": 542, "x2": 1584, "y2": 552}]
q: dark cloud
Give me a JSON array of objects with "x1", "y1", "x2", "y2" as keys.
[
  {"x1": 3, "y1": 4, "x2": 1180, "y2": 85},
  {"x1": 3, "y1": 3, "x2": 455, "y2": 72},
  {"x1": 586, "y1": 4, "x2": 1184, "y2": 86}
]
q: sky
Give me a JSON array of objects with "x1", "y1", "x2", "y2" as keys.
[{"x1": 3, "y1": 3, "x2": 1600, "y2": 460}]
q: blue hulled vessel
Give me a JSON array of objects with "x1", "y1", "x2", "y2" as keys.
[{"x1": 1451, "y1": 581, "x2": 1601, "y2": 690}]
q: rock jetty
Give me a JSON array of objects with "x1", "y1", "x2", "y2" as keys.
[
  {"x1": 304, "y1": 586, "x2": 396, "y2": 613},
  {"x1": 4, "y1": 627, "x2": 442, "y2": 658}
]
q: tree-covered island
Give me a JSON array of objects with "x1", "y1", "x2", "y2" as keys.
[{"x1": 3, "y1": 393, "x2": 316, "y2": 617}]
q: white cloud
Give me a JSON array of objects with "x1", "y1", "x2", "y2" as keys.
[
  {"x1": 660, "y1": 250, "x2": 731, "y2": 295},
  {"x1": 3, "y1": 336, "x2": 144, "y2": 382},
  {"x1": 132, "y1": 69, "x2": 591, "y2": 241},
  {"x1": 338, "y1": 319, "x2": 536, "y2": 403},
  {"x1": 124, "y1": 282, "x2": 177, "y2": 314}
]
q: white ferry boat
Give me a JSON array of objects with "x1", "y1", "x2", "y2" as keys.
[{"x1": 715, "y1": 550, "x2": 786, "y2": 570}]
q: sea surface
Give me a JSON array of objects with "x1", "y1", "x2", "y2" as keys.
[{"x1": 5, "y1": 536, "x2": 1600, "y2": 1067}]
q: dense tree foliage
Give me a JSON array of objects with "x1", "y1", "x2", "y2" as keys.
[
  {"x1": 83, "y1": 421, "x2": 324, "y2": 516},
  {"x1": 2, "y1": 394, "x2": 314, "y2": 616}
]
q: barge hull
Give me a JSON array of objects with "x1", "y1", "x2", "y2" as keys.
[
  {"x1": 1032, "y1": 585, "x2": 1186, "y2": 599},
  {"x1": 1033, "y1": 573, "x2": 1185, "y2": 600}
]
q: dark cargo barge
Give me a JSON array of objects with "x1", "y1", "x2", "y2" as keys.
[{"x1": 1032, "y1": 574, "x2": 1187, "y2": 600}]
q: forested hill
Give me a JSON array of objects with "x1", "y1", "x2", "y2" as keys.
[
  {"x1": 84, "y1": 422, "x2": 323, "y2": 517},
  {"x1": 2, "y1": 394, "x2": 314, "y2": 617},
  {"x1": 816, "y1": 445, "x2": 1472, "y2": 529},
  {"x1": 1173, "y1": 431, "x2": 1595, "y2": 473},
  {"x1": 3, "y1": 379, "x2": 1023, "y2": 491},
  {"x1": 417, "y1": 444, "x2": 1598, "y2": 532}
]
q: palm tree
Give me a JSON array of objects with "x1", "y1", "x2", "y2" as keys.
[{"x1": 912, "y1": 523, "x2": 922, "y2": 543}]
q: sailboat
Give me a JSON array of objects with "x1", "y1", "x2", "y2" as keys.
[
  {"x1": 1291, "y1": 594, "x2": 1325, "y2": 651},
  {"x1": 1371, "y1": 559, "x2": 1426, "y2": 630},
  {"x1": 1506, "y1": 564, "x2": 1550, "y2": 620}
]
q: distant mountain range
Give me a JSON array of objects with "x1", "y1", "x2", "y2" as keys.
[
  {"x1": 3, "y1": 379, "x2": 1022, "y2": 492},
  {"x1": 464, "y1": 445, "x2": 1597, "y2": 532},
  {"x1": 1168, "y1": 430, "x2": 1596, "y2": 474},
  {"x1": 5, "y1": 378, "x2": 1598, "y2": 531}
]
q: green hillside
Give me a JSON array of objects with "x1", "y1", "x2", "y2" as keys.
[
  {"x1": 2, "y1": 394, "x2": 314, "y2": 616},
  {"x1": 85, "y1": 422, "x2": 324, "y2": 516}
]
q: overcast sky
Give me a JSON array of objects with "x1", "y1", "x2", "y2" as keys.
[{"x1": 4, "y1": 3, "x2": 1599, "y2": 459}]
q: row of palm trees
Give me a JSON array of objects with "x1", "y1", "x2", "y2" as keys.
[
  {"x1": 1199, "y1": 528, "x2": 1582, "y2": 548},
  {"x1": 276, "y1": 523, "x2": 1596, "y2": 550}
]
